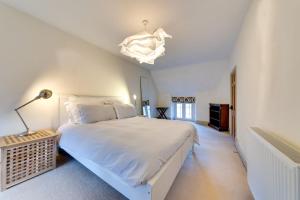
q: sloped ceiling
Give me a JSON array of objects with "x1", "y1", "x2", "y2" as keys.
[{"x1": 0, "y1": 0, "x2": 251, "y2": 70}]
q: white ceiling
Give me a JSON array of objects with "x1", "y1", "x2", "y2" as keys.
[{"x1": 0, "y1": 0, "x2": 251, "y2": 70}]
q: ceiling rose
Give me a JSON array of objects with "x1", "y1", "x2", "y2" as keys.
[{"x1": 119, "y1": 20, "x2": 172, "y2": 64}]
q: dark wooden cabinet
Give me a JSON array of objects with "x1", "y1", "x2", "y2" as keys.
[{"x1": 208, "y1": 104, "x2": 229, "y2": 132}]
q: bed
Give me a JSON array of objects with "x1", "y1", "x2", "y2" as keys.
[{"x1": 57, "y1": 95, "x2": 198, "y2": 200}]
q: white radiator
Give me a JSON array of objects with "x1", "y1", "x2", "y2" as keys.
[{"x1": 248, "y1": 128, "x2": 300, "y2": 200}]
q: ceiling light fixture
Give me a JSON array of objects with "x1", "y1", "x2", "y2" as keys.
[{"x1": 119, "y1": 20, "x2": 172, "y2": 64}]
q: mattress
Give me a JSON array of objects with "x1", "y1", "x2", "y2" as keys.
[{"x1": 58, "y1": 117, "x2": 198, "y2": 186}]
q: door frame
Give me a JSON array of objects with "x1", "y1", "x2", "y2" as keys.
[{"x1": 230, "y1": 67, "x2": 237, "y2": 139}]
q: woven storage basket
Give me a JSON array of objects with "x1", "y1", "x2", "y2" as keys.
[{"x1": 0, "y1": 130, "x2": 58, "y2": 191}]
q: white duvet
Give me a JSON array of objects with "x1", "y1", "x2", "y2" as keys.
[{"x1": 58, "y1": 117, "x2": 198, "y2": 186}]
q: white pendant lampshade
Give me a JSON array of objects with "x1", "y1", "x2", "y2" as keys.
[{"x1": 119, "y1": 20, "x2": 172, "y2": 64}]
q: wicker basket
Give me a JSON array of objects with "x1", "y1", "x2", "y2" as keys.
[{"x1": 0, "y1": 130, "x2": 58, "y2": 191}]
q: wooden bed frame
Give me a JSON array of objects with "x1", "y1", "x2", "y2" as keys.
[{"x1": 58, "y1": 95, "x2": 194, "y2": 200}]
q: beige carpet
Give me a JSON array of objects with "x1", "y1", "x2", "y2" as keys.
[
  {"x1": 0, "y1": 124, "x2": 253, "y2": 200},
  {"x1": 166, "y1": 125, "x2": 253, "y2": 200}
]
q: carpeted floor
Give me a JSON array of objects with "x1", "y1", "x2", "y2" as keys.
[{"x1": 0, "y1": 124, "x2": 253, "y2": 200}]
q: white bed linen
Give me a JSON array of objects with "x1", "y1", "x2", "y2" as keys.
[{"x1": 58, "y1": 117, "x2": 198, "y2": 186}]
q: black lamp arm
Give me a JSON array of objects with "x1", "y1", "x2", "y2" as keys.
[
  {"x1": 15, "y1": 109, "x2": 29, "y2": 133},
  {"x1": 14, "y1": 96, "x2": 40, "y2": 133},
  {"x1": 15, "y1": 96, "x2": 40, "y2": 110}
]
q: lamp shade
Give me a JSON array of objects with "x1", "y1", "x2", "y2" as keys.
[
  {"x1": 37, "y1": 89, "x2": 52, "y2": 99},
  {"x1": 120, "y1": 27, "x2": 172, "y2": 64},
  {"x1": 133, "y1": 94, "x2": 137, "y2": 100}
]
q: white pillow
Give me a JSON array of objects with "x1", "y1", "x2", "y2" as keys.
[
  {"x1": 77, "y1": 104, "x2": 117, "y2": 123},
  {"x1": 114, "y1": 104, "x2": 137, "y2": 119},
  {"x1": 65, "y1": 101, "x2": 81, "y2": 123},
  {"x1": 65, "y1": 96, "x2": 105, "y2": 123}
]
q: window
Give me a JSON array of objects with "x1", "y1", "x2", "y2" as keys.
[
  {"x1": 176, "y1": 103, "x2": 183, "y2": 119},
  {"x1": 173, "y1": 103, "x2": 195, "y2": 121},
  {"x1": 143, "y1": 105, "x2": 151, "y2": 118},
  {"x1": 172, "y1": 97, "x2": 196, "y2": 121},
  {"x1": 185, "y1": 103, "x2": 192, "y2": 119},
  {"x1": 146, "y1": 106, "x2": 151, "y2": 118}
]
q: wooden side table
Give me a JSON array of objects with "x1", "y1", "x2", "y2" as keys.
[
  {"x1": 156, "y1": 107, "x2": 168, "y2": 119},
  {"x1": 0, "y1": 130, "x2": 58, "y2": 191}
]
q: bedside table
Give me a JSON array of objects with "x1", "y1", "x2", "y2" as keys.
[{"x1": 0, "y1": 130, "x2": 58, "y2": 191}]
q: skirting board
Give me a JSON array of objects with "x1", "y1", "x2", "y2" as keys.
[
  {"x1": 196, "y1": 120, "x2": 209, "y2": 126},
  {"x1": 235, "y1": 138, "x2": 247, "y2": 169}
]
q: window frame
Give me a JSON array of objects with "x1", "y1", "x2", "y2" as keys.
[{"x1": 173, "y1": 102, "x2": 195, "y2": 121}]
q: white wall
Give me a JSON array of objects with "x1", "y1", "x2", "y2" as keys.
[
  {"x1": 230, "y1": 0, "x2": 300, "y2": 160},
  {"x1": 151, "y1": 60, "x2": 231, "y2": 122},
  {"x1": 0, "y1": 4, "x2": 157, "y2": 136}
]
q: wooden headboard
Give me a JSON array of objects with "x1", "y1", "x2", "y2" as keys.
[{"x1": 58, "y1": 95, "x2": 124, "y2": 126}]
